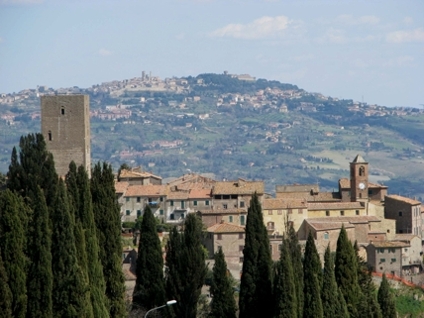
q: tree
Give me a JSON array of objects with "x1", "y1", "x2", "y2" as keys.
[
  {"x1": 0, "y1": 190, "x2": 28, "y2": 318},
  {"x1": 209, "y1": 248, "x2": 237, "y2": 318},
  {"x1": 91, "y1": 162, "x2": 126, "y2": 318},
  {"x1": 377, "y1": 274, "x2": 396, "y2": 318},
  {"x1": 287, "y1": 222, "x2": 304, "y2": 317},
  {"x1": 132, "y1": 205, "x2": 165, "y2": 312},
  {"x1": 166, "y1": 214, "x2": 207, "y2": 318},
  {"x1": 335, "y1": 226, "x2": 361, "y2": 318},
  {"x1": 51, "y1": 179, "x2": 89, "y2": 317},
  {"x1": 239, "y1": 193, "x2": 273, "y2": 318},
  {"x1": 303, "y1": 231, "x2": 323, "y2": 318},
  {"x1": 321, "y1": 245, "x2": 348, "y2": 318},
  {"x1": 76, "y1": 165, "x2": 109, "y2": 317},
  {"x1": 26, "y1": 186, "x2": 53, "y2": 318},
  {"x1": 0, "y1": 248, "x2": 12, "y2": 318},
  {"x1": 274, "y1": 238, "x2": 297, "y2": 318}
]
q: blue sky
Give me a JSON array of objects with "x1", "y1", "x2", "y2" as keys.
[{"x1": 0, "y1": 0, "x2": 423, "y2": 107}]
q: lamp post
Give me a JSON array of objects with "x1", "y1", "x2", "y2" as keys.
[{"x1": 144, "y1": 300, "x2": 177, "y2": 318}]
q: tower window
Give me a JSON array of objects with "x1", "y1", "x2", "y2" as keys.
[
  {"x1": 48, "y1": 130, "x2": 52, "y2": 141},
  {"x1": 61, "y1": 107, "x2": 65, "y2": 115},
  {"x1": 359, "y1": 166, "x2": 365, "y2": 176}
]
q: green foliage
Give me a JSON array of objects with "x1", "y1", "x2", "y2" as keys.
[
  {"x1": 335, "y1": 226, "x2": 360, "y2": 318},
  {"x1": 274, "y1": 238, "x2": 297, "y2": 318},
  {"x1": 0, "y1": 190, "x2": 28, "y2": 318},
  {"x1": 303, "y1": 232, "x2": 323, "y2": 318},
  {"x1": 239, "y1": 193, "x2": 273, "y2": 318},
  {"x1": 209, "y1": 248, "x2": 237, "y2": 318},
  {"x1": 0, "y1": 248, "x2": 12, "y2": 318},
  {"x1": 166, "y1": 214, "x2": 207, "y2": 318},
  {"x1": 91, "y1": 162, "x2": 126, "y2": 318},
  {"x1": 378, "y1": 274, "x2": 396, "y2": 318},
  {"x1": 132, "y1": 205, "x2": 165, "y2": 312},
  {"x1": 26, "y1": 186, "x2": 53, "y2": 318}
]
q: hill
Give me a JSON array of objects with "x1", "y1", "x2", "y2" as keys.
[{"x1": 1, "y1": 72, "x2": 424, "y2": 197}]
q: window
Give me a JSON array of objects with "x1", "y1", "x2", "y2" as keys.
[
  {"x1": 359, "y1": 166, "x2": 365, "y2": 176},
  {"x1": 239, "y1": 245, "x2": 244, "y2": 252},
  {"x1": 137, "y1": 197, "x2": 141, "y2": 203},
  {"x1": 217, "y1": 234, "x2": 222, "y2": 240},
  {"x1": 389, "y1": 248, "x2": 395, "y2": 253},
  {"x1": 404, "y1": 248, "x2": 408, "y2": 252},
  {"x1": 160, "y1": 209, "x2": 164, "y2": 215},
  {"x1": 61, "y1": 107, "x2": 65, "y2": 115},
  {"x1": 137, "y1": 210, "x2": 141, "y2": 217},
  {"x1": 181, "y1": 201, "x2": 185, "y2": 208},
  {"x1": 324, "y1": 232, "x2": 329, "y2": 240},
  {"x1": 288, "y1": 208, "x2": 293, "y2": 214},
  {"x1": 48, "y1": 130, "x2": 52, "y2": 141},
  {"x1": 387, "y1": 229, "x2": 390, "y2": 233},
  {"x1": 326, "y1": 210, "x2": 330, "y2": 216},
  {"x1": 240, "y1": 201, "x2": 245, "y2": 208},
  {"x1": 170, "y1": 200, "x2": 174, "y2": 206},
  {"x1": 205, "y1": 200, "x2": 209, "y2": 206},
  {"x1": 278, "y1": 210, "x2": 282, "y2": 215},
  {"x1": 239, "y1": 257, "x2": 244, "y2": 263},
  {"x1": 193, "y1": 200, "x2": 198, "y2": 206},
  {"x1": 160, "y1": 197, "x2": 163, "y2": 202},
  {"x1": 240, "y1": 215, "x2": 245, "y2": 226},
  {"x1": 287, "y1": 221, "x2": 294, "y2": 228},
  {"x1": 368, "y1": 189, "x2": 373, "y2": 195},
  {"x1": 223, "y1": 204, "x2": 228, "y2": 209},
  {"x1": 340, "y1": 210, "x2": 345, "y2": 216},
  {"x1": 268, "y1": 210, "x2": 273, "y2": 215},
  {"x1": 239, "y1": 233, "x2": 244, "y2": 239},
  {"x1": 223, "y1": 195, "x2": 230, "y2": 200},
  {"x1": 126, "y1": 197, "x2": 130, "y2": 202},
  {"x1": 267, "y1": 222, "x2": 275, "y2": 230},
  {"x1": 391, "y1": 258, "x2": 396, "y2": 263},
  {"x1": 399, "y1": 211, "x2": 403, "y2": 217},
  {"x1": 229, "y1": 216, "x2": 233, "y2": 223},
  {"x1": 231, "y1": 195, "x2": 237, "y2": 199},
  {"x1": 356, "y1": 210, "x2": 359, "y2": 215},
  {"x1": 380, "y1": 258, "x2": 386, "y2": 263},
  {"x1": 126, "y1": 210, "x2": 130, "y2": 215},
  {"x1": 298, "y1": 208, "x2": 303, "y2": 214},
  {"x1": 378, "y1": 248, "x2": 385, "y2": 253}
]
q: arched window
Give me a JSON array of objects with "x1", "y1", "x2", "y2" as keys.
[
  {"x1": 359, "y1": 166, "x2": 365, "y2": 176},
  {"x1": 267, "y1": 222, "x2": 275, "y2": 230}
]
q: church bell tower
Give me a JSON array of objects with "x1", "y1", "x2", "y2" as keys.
[{"x1": 350, "y1": 154, "x2": 369, "y2": 202}]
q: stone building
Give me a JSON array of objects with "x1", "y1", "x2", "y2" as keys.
[
  {"x1": 385, "y1": 195, "x2": 422, "y2": 237},
  {"x1": 41, "y1": 95, "x2": 91, "y2": 177},
  {"x1": 367, "y1": 241, "x2": 407, "y2": 276}
]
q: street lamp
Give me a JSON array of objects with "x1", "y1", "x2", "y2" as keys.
[{"x1": 144, "y1": 300, "x2": 177, "y2": 318}]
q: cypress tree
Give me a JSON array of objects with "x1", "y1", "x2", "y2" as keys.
[
  {"x1": 303, "y1": 231, "x2": 323, "y2": 318},
  {"x1": 166, "y1": 214, "x2": 207, "y2": 318},
  {"x1": 274, "y1": 237, "x2": 297, "y2": 318},
  {"x1": 0, "y1": 190, "x2": 28, "y2": 318},
  {"x1": 209, "y1": 248, "x2": 237, "y2": 318},
  {"x1": 91, "y1": 162, "x2": 126, "y2": 318},
  {"x1": 65, "y1": 162, "x2": 94, "y2": 318},
  {"x1": 239, "y1": 193, "x2": 273, "y2": 318},
  {"x1": 355, "y1": 241, "x2": 381, "y2": 318},
  {"x1": 26, "y1": 186, "x2": 53, "y2": 318},
  {"x1": 321, "y1": 245, "x2": 348, "y2": 318},
  {"x1": 287, "y1": 223, "x2": 304, "y2": 317},
  {"x1": 0, "y1": 248, "x2": 12, "y2": 318},
  {"x1": 76, "y1": 165, "x2": 109, "y2": 317},
  {"x1": 132, "y1": 205, "x2": 166, "y2": 312},
  {"x1": 377, "y1": 274, "x2": 396, "y2": 318},
  {"x1": 335, "y1": 225, "x2": 361, "y2": 318},
  {"x1": 51, "y1": 179, "x2": 89, "y2": 317}
]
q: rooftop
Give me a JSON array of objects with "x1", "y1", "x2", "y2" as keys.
[
  {"x1": 352, "y1": 154, "x2": 366, "y2": 163},
  {"x1": 262, "y1": 198, "x2": 307, "y2": 210},
  {"x1": 125, "y1": 185, "x2": 167, "y2": 197},
  {"x1": 385, "y1": 194, "x2": 421, "y2": 205},
  {"x1": 213, "y1": 179, "x2": 264, "y2": 195},
  {"x1": 207, "y1": 222, "x2": 245, "y2": 233}
]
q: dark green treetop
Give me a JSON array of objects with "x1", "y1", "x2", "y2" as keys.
[{"x1": 377, "y1": 274, "x2": 396, "y2": 318}]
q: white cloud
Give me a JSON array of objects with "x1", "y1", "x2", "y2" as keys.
[
  {"x1": 98, "y1": 48, "x2": 113, "y2": 56},
  {"x1": 386, "y1": 28, "x2": 424, "y2": 43},
  {"x1": 210, "y1": 15, "x2": 291, "y2": 39},
  {"x1": 335, "y1": 14, "x2": 380, "y2": 25},
  {"x1": 403, "y1": 17, "x2": 414, "y2": 25},
  {"x1": 316, "y1": 28, "x2": 347, "y2": 44},
  {"x1": 0, "y1": 0, "x2": 43, "y2": 4}
]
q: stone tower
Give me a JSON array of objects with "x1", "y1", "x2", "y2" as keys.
[
  {"x1": 350, "y1": 154, "x2": 368, "y2": 202},
  {"x1": 41, "y1": 95, "x2": 91, "y2": 177}
]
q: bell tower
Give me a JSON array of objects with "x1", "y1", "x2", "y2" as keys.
[{"x1": 350, "y1": 154, "x2": 368, "y2": 202}]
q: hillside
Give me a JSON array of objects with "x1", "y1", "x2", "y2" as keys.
[{"x1": 1, "y1": 73, "x2": 424, "y2": 197}]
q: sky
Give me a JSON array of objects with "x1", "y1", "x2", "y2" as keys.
[{"x1": 0, "y1": 0, "x2": 423, "y2": 107}]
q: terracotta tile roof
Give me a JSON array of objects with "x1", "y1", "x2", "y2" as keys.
[
  {"x1": 393, "y1": 234, "x2": 420, "y2": 241},
  {"x1": 119, "y1": 169, "x2": 162, "y2": 180},
  {"x1": 385, "y1": 195, "x2": 421, "y2": 205},
  {"x1": 125, "y1": 185, "x2": 167, "y2": 197},
  {"x1": 262, "y1": 198, "x2": 307, "y2": 210},
  {"x1": 189, "y1": 188, "x2": 212, "y2": 199},
  {"x1": 307, "y1": 202, "x2": 364, "y2": 211},
  {"x1": 166, "y1": 190, "x2": 190, "y2": 200},
  {"x1": 276, "y1": 192, "x2": 340, "y2": 202},
  {"x1": 368, "y1": 182, "x2": 388, "y2": 189},
  {"x1": 370, "y1": 241, "x2": 410, "y2": 248},
  {"x1": 339, "y1": 178, "x2": 350, "y2": 189},
  {"x1": 115, "y1": 181, "x2": 129, "y2": 194},
  {"x1": 306, "y1": 220, "x2": 355, "y2": 231},
  {"x1": 167, "y1": 173, "x2": 215, "y2": 190},
  {"x1": 198, "y1": 209, "x2": 246, "y2": 215},
  {"x1": 213, "y1": 179, "x2": 264, "y2": 195},
  {"x1": 207, "y1": 222, "x2": 245, "y2": 233},
  {"x1": 307, "y1": 216, "x2": 380, "y2": 223},
  {"x1": 275, "y1": 184, "x2": 319, "y2": 193}
]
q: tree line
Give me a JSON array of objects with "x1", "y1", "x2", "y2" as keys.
[{"x1": 0, "y1": 133, "x2": 126, "y2": 317}]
